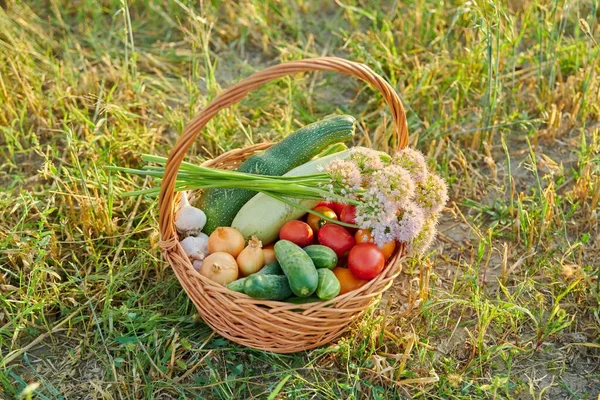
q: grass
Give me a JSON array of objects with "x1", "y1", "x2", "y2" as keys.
[{"x1": 1, "y1": 0, "x2": 599, "y2": 398}]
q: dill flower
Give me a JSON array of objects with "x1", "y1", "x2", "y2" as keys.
[
  {"x1": 414, "y1": 174, "x2": 448, "y2": 216},
  {"x1": 349, "y1": 147, "x2": 385, "y2": 171},
  {"x1": 392, "y1": 148, "x2": 428, "y2": 182},
  {"x1": 321, "y1": 159, "x2": 362, "y2": 199},
  {"x1": 369, "y1": 165, "x2": 416, "y2": 207},
  {"x1": 407, "y1": 217, "x2": 438, "y2": 256}
]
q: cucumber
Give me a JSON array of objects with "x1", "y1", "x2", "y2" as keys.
[
  {"x1": 243, "y1": 274, "x2": 293, "y2": 300},
  {"x1": 198, "y1": 116, "x2": 356, "y2": 234},
  {"x1": 303, "y1": 245, "x2": 338, "y2": 270},
  {"x1": 316, "y1": 269, "x2": 341, "y2": 300},
  {"x1": 232, "y1": 150, "x2": 352, "y2": 243},
  {"x1": 226, "y1": 261, "x2": 283, "y2": 293},
  {"x1": 227, "y1": 278, "x2": 247, "y2": 293},
  {"x1": 258, "y1": 260, "x2": 283, "y2": 275},
  {"x1": 274, "y1": 240, "x2": 319, "y2": 298}
]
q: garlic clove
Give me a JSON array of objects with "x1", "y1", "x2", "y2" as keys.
[
  {"x1": 180, "y1": 233, "x2": 209, "y2": 261},
  {"x1": 192, "y1": 259, "x2": 203, "y2": 272},
  {"x1": 175, "y1": 192, "x2": 207, "y2": 234}
]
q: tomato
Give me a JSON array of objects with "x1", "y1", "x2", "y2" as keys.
[
  {"x1": 340, "y1": 205, "x2": 357, "y2": 234},
  {"x1": 279, "y1": 220, "x2": 314, "y2": 247},
  {"x1": 317, "y1": 201, "x2": 345, "y2": 215},
  {"x1": 355, "y1": 229, "x2": 397, "y2": 259},
  {"x1": 348, "y1": 243, "x2": 385, "y2": 280},
  {"x1": 332, "y1": 267, "x2": 367, "y2": 295},
  {"x1": 317, "y1": 224, "x2": 356, "y2": 257},
  {"x1": 307, "y1": 206, "x2": 338, "y2": 233},
  {"x1": 340, "y1": 205, "x2": 356, "y2": 224}
]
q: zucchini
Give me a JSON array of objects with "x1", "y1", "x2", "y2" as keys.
[
  {"x1": 243, "y1": 274, "x2": 293, "y2": 300},
  {"x1": 232, "y1": 150, "x2": 352, "y2": 243},
  {"x1": 303, "y1": 245, "x2": 338, "y2": 270},
  {"x1": 274, "y1": 240, "x2": 318, "y2": 297},
  {"x1": 198, "y1": 116, "x2": 356, "y2": 234},
  {"x1": 316, "y1": 269, "x2": 341, "y2": 300}
]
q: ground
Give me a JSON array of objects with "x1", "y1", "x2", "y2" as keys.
[{"x1": 0, "y1": 1, "x2": 599, "y2": 399}]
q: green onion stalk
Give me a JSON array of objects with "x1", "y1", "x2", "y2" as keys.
[{"x1": 108, "y1": 154, "x2": 361, "y2": 228}]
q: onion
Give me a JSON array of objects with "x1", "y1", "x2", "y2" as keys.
[
  {"x1": 262, "y1": 244, "x2": 276, "y2": 264},
  {"x1": 237, "y1": 236, "x2": 265, "y2": 276},
  {"x1": 180, "y1": 233, "x2": 209, "y2": 261},
  {"x1": 174, "y1": 192, "x2": 207, "y2": 234},
  {"x1": 198, "y1": 252, "x2": 238, "y2": 285},
  {"x1": 208, "y1": 227, "x2": 245, "y2": 257}
]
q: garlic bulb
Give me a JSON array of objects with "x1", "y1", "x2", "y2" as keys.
[
  {"x1": 174, "y1": 192, "x2": 207, "y2": 234},
  {"x1": 180, "y1": 233, "x2": 209, "y2": 261},
  {"x1": 192, "y1": 259, "x2": 203, "y2": 272}
]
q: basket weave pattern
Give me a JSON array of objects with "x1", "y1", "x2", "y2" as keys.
[{"x1": 158, "y1": 57, "x2": 409, "y2": 353}]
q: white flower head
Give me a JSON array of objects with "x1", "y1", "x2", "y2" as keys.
[
  {"x1": 414, "y1": 174, "x2": 448, "y2": 217},
  {"x1": 392, "y1": 148, "x2": 428, "y2": 182},
  {"x1": 369, "y1": 165, "x2": 416, "y2": 208},
  {"x1": 392, "y1": 202, "x2": 425, "y2": 243},
  {"x1": 355, "y1": 187, "x2": 397, "y2": 245},
  {"x1": 322, "y1": 159, "x2": 362, "y2": 201},
  {"x1": 407, "y1": 217, "x2": 438, "y2": 256},
  {"x1": 349, "y1": 147, "x2": 385, "y2": 171}
]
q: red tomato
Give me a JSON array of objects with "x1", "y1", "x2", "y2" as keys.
[
  {"x1": 317, "y1": 201, "x2": 345, "y2": 215},
  {"x1": 307, "y1": 206, "x2": 338, "y2": 233},
  {"x1": 355, "y1": 229, "x2": 397, "y2": 259},
  {"x1": 279, "y1": 220, "x2": 314, "y2": 247},
  {"x1": 317, "y1": 224, "x2": 356, "y2": 257},
  {"x1": 340, "y1": 205, "x2": 356, "y2": 224},
  {"x1": 348, "y1": 243, "x2": 385, "y2": 280},
  {"x1": 340, "y1": 205, "x2": 357, "y2": 234}
]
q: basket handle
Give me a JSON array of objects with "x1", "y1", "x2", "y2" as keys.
[{"x1": 158, "y1": 57, "x2": 409, "y2": 245}]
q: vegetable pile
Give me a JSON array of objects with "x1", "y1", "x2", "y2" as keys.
[{"x1": 113, "y1": 116, "x2": 448, "y2": 304}]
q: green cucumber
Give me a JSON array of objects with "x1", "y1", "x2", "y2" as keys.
[
  {"x1": 198, "y1": 115, "x2": 356, "y2": 234},
  {"x1": 257, "y1": 261, "x2": 283, "y2": 275},
  {"x1": 227, "y1": 278, "x2": 247, "y2": 293},
  {"x1": 316, "y1": 269, "x2": 341, "y2": 300},
  {"x1": 274, "y1": 240, "x2": 318, "y2": 297},
  {"x1": 232, "y1": 150, "x2": 352, "y2": 243},
  {"x1": 226, "y1": 261, "x2": 283, "y2": 294},
  {"x1": 303, "y1": 245, "x2": 338, "y2": 270},
  {"x1": 243, "y1": 274, "x2": 293, "y2": 300}
]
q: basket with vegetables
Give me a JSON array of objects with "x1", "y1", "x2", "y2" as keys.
[{"x1": 114, "y1": 57, "x2": 448, "y2": 353}]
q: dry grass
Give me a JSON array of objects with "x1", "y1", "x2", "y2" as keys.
[{"x1": 1, "y1": 0, "x2": 599, "y2": 398}]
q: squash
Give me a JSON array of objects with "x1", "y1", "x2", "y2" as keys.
[
  {"x1": 231, "y1": 150, "x2": 351, "y2": 243},
  {"x1": 197, "y1": 115, "x2": 355, "y2": 234}
]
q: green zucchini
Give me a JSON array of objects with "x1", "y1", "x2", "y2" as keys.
[
  {"x1": 303, "y1": 245, "x2": 338, "y2": 270},
  {"x1": 274, "y1": 240, "x2": 318, "y2": 297},
  {"x1": 316, "y1": 269, "x2": 341, "y2": 300},
  {"x1": 231, "y1": 150, "x2": 352, "y2": 243},
  {"x1": 243, "y1": 274, "x2": 293, "y2": 300},
  {"x1": 198, "y1": 115, "x2": 356, "y2": 234}
]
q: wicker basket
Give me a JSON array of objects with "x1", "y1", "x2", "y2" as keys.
[{"x1": 157, "y1": 57, "x2": 409, "y2": 353}]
